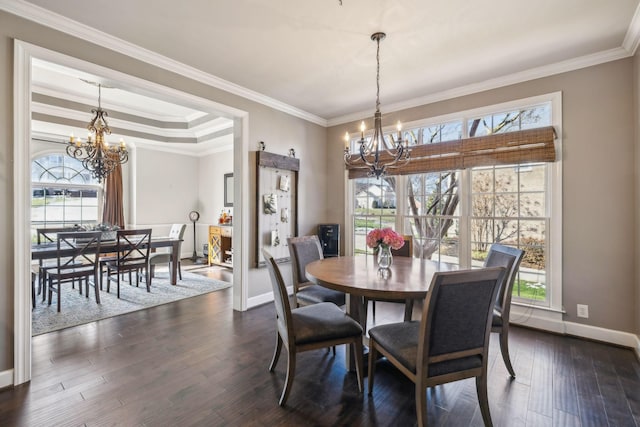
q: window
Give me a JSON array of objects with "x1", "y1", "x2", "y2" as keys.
[
  {"x1": 347, "y1": 93, "x2": 561, "y2": 308},
  {"x1": 31, "y1": 153, "x2": 103, "y2": 241}
]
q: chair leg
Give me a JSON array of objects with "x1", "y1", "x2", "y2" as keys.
[
  {"x1": 367, "y1": 338, "x2": 378, "y2": 395},
  {"x1": 93, "y1": 273, "x2": 101, "y2": 304},
  {"x1": 178, "y1": 261, "x2": 182, "y2": 280},
  {"x1": 56, "y1": 278, "x2": 61, "y2": 312},
  {"x1": 116, "y1": 270, "x2": 121, "y2": 299},
  {"x1": 145, "y1": 267, "x2": 151, "y2": 292},
  {"x1": 31, "y1": 273, "x2": 36, "y2": 309},
  {"x1": 352, "y1": 338, "x2": 364, "y2": 393},
  {"x1": 415, "y1": 381, "x2": 428, "y2": 427},
  {"x1": 372, "y1": 300, "x2": 376, "y2": 319},
  {"x1": 403, "y1": 299, "x2": 414, "y2": 321},
  {"x1": 499, "y1": 328, "x2": 516, "y2": 378},
  {"x1": 269, "y1": 333, "x2": 283, "y2": 372},
  {"x1": 279, "y1": 346, "x2": 296, "y2": 406},
  {"x1": 47, "y1": 276, "x2": 52, "y2": 306},
  {"x1": 476, "y1": 374, "x2": 493, "y2": 427}
]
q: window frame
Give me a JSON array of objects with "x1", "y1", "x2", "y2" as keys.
[
  {"x1": 345, "y1": 92, "x2": 562, "y2": 312},
  {"x1": 31, "y1": 151, "x2": 104, "y2": 233}
]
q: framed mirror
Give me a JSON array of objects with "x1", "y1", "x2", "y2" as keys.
[{"x1": 224, "y1": 173, "x2": 233, "y2": 207}]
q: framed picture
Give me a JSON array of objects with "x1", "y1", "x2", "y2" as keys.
[{"x1": 224, "y1": 173, "x2": 233, "y2": 207}]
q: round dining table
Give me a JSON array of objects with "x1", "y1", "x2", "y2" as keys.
[
  {"x1": 306, "y1": 255, "x2": 458, "y2": 369},
  {"x1": 306, "y1": 255, "x2": 457, "y2": 301}
]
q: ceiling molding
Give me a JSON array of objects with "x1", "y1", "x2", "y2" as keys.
[
  {"x1": 623, "y1": 2, "x2": 640, "y2": 54},
  {"x1": 31, "y1": 129, "x2": 233, "y2": 157},
  {"x1": 0, "y1": 0, "x2": 327, "y2": 127},
  {"x1": 31, "y1": 103, "x2": 231, "y2": 140},
  {"x1": 32, "y1": 83, "x2": 198, "y2": 123},
  {"x1": 3, "y1": 0, "x2": 639, "y2": 129},
  {"x1": 133, "y1": 138, "x2": 233, "y2": 157},
  {"x1": 327, "y1": 46, "x2": 633, "y2": 127}
]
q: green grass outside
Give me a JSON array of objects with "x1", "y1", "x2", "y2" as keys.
[{"x1": 513, "y1": 279, "x2": 546, "y2": 301}]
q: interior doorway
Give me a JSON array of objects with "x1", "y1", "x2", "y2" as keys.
[{"x1": 14, "y1": 40, "x2": 250, "y2": 385}]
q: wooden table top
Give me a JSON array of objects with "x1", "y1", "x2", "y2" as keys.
[{"x1": 305, "y1": 256, "x2": 458, "y2": 300}]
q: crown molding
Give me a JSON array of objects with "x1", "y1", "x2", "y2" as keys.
[
  {"x1": 0, "y1": 0, "x2": 327, "y2": 127},
  {"x1": 31, "y1": 102, "x2": 228, "y2": 139},
  {"x1": 623, "y1": 2, "x2": 640, "y2": 54},
  {"x1": 3, "y1": 0, "x2": 639, "y2": 130},
  {"x1": 32, "y1": 83, "x2": 196, "y2": 123},
  {"x1": 327, "y1": 46, "x2": 633, "y2": 127}
]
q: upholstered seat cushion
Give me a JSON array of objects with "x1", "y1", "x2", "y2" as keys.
[
  {"x1": 292, "y1": 302, "x2": 362, "y2": 345},
  {"x1": 297, "y1": 283, "x2": 346, "y2": 306},
  {"x1": 369, "y1": 321, "x2": 482, "y2": 376}
]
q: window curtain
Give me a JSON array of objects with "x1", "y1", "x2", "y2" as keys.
[
  {"x1": 102, "y1": 162, "x2": 125, "y2": 228},
  {"x1": 347, "y1": 126, "x2": 556, "y2": 179}
]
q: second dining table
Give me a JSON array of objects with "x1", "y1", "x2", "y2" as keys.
[{"x1": 31, "y1": 236, "x2": 183, "y2": 285}]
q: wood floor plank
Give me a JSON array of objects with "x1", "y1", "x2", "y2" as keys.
[{"x1": 1, "y1": 285, "x2": 639, "y2": 427}]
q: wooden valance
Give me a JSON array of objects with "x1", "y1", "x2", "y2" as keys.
[{"x1": 347, "y1": 126, "x2": 556, "y2": 179}]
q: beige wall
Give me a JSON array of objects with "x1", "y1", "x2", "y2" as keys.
[
  {"x1": 0, "y1": 11, "x2": 327, "y2": 372},
  {"x1": 328, "y1": 58, "x2": 637, "y2": 333}
]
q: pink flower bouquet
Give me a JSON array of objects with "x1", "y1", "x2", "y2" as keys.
[{"x1": 366, "y1": 228, "x2": 405, "y2": 250}]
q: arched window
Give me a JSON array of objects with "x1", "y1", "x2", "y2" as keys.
[{"x1": 31, "y1": 153, "x2": 103, "y2": 239}]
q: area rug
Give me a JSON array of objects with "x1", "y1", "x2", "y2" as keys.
[{"x1": 31, "y1": 270, "x2": 232, "y2": 335}]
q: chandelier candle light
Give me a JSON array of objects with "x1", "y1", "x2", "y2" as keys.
[
  {"x1": 366, "y1": 227, "x2": 405, "y2": 275},
  {"x1": 66, "y1": 83, "x2": 128, "y2": 183},
  {"x1": 344, "y1": 32, "x2": 410, "y2": 179}
]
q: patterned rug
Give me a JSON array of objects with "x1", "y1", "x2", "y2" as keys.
[{"x1": 32, "y1": 270, "x2": 232, "y2": 335}]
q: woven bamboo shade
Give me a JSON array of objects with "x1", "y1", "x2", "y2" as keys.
[{"x1": 347, "y1": 126, "x2": 556, "y2": 179}]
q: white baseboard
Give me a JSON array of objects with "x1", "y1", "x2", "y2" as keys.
[
  {"x1": 248, "y1": 292, "x2": 640, "y2": 356},
  {"x1": 564, "y1": 321, "x2": 640, "y2": 350},
  {"x1": 247, "y1": 286, "x2": 294, "y2": 309},
  {"x1": 0, "y1": 369, "x2": 13, "y2": 390}
]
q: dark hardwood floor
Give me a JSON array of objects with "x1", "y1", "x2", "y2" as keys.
[{"x1": 2, "y1": 286, "x2": 639, "y2": 426}]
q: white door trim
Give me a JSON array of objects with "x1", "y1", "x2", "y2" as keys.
[{"x1": 13, "y1": 39, "x2": 250, "y2": 385}]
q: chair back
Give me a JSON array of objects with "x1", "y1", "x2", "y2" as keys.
[
  {"x1": 115, "y1": 229, "x2": 152, "y2": 269},
  {"x1": 169, "y1": 223, "x2": 187, "y2": 252},
  {"x1": 55, "y1": 231, "x2": 102, "y2": 274},
  {"x1": 391, "y1": 235, "x2": 413, "y2": 258},
  {"x1": 483, "y1": 244, "x2": 525, "y2": 315},
  {"x1": 262, "y1": 249, "x2": 294, "y2": 347},
  {"x1": 37, "y1": 226, "x2": 80, "y2": 244},
  {"x1": 418, "y1": 267, "x2": 505, "y2": 374},
  {"x1": 287, "y1": 235, "x2": 324, "y2": 293}
]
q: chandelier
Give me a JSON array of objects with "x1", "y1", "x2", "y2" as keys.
[
  {"x1": 344, "y1": 32, "x2": 410, "y2": 179},
  {"x1": 66, "y1": 83, "x2": 128, "y2": 183}
]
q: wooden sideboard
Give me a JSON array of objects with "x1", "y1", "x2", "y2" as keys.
[{"x1": 209, "y1": 225, "x2": 233, "y2": 267}]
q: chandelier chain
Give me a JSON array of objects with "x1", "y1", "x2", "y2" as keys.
[
  {"x1": 343, "y1": 31, "x2": 410, "y2": 179},
  {"x1": 376, "y1": 36, "x2": 380, "y2": 112}
]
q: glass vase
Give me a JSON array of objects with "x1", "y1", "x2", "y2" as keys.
[{"x1": 377, "y1": 245, "x2": 393, "y2": 271}]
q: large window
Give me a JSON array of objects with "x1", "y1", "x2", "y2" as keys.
[
  {"x1": 31, "y1": 153, "x2": 102, "y2": 240},
  {"x1": 347, "y1": 94, "x2": 561, "y2": 307}
]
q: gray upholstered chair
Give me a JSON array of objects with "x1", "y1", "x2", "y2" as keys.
[
  {"x1": 148, "y1": 223, "x2": 186, "y2": 284},
  {"x1": 368, "y1": 267, "x2": 505, "y2": 427},
  {"x1": 368, "y1": 234, "x2": 415, "y2": 321},
  {"x1": 484, "y1": 243, "x2": 525, "y2": 378},
  {"x1": 262, "y1": 249, "x2": 364, "y2": 406},
  {"x1": 287, "y1": 235, "x2": 345, "y2": 307}
]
